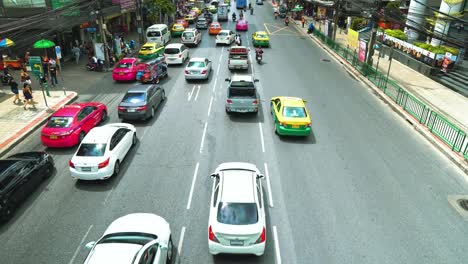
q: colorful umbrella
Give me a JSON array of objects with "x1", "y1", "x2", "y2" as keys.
[
  {"x1": 291, "y1": 5, "x2": 303, "y2": 11},
  {"x1": 33, "y1": 39, "x2": 55, "y2": 49},
  {"x1": 0, "y1": 38, "x2": 15, "y2": 48}
]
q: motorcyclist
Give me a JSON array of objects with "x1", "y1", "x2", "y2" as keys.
[
  {"x1": 284, "y1": 16, "x2": 289, "y2": 26},
  {"x1": 255, "y1": 47, "x2": 263, "y2": 58},
  {"x1": 240, "y1": 10, "x2": 244, "y2": 19},
  {"x1": 248, "y1": 3, "x2": 252, "y2": 10},
  {"x1": 232, "y1": 12, "x2": 237, "y2": 21},
  {"x1": 274, "y1": 10, "x2": 278, "y2": 19},
  {"x1": 235, "y1": 34, "x2": 242, "y2": 46},
  {"x1": 250, "y1": 6, "x2": 254, "y2": 15}
]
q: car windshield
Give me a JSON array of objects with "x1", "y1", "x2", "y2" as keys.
[
  {"x1": 217, "y1": 202, "x2": 258, "y2": 225},
  {"x1": 165, "y1": 48, "x2": 180, "y2": 54},
  {"x1": 218, "y1": 32, "x2": 228, "y2": 36},
  {"x1": 140, "y1": 46, "x2": 153, "y2": 51},
  {"x1": 122, "y1": 92, "x2": 146, "y2": 103},
  {"x1": 283, "y1": 106, "x2": 307, "y2": 118},
  {"x1": 231, "y1": 81, "x2": 254, "y2": 88},
  {"x1": 76, "y1": 143, "x2": 107, "y2": 157},
  {"x1": 229, "y1": 88, "x2": 256, "y2": 98},
  {"x1": 117, "y1": 63, "x2": 132, "y2": 69},
  {"x1": 188, "y1": 61, "x2": 205, "y2": 68},
  {"x1": 46, "y1": 116, "x2": 73, "y2": 128},
  {"x1": 99, "y1": 232, "x2": 157, "y2": 245},
  {"x1": 183, "y1": 32, "x2": 194, "y2": 38},
  {"x1": 211, "y1": 24, "x2": 220, "y2": 28},
  {"x1": 147, "y1": 31, "x2": 161, "y2": 37},
  {"x1": 174, "y1": 25, "x2": 184, "y2": 29}
]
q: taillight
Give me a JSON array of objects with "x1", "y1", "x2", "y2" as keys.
[
  {"x1": 226, "y1": 99, "x2": 233, "y2": 104},
  {"x1": 256, "y1": 226, "x2": 266, "y2": 243},
  {"x1": 306, "y1": 123, "x2": 312, "y2": 127},
  {"x1": 252, "y1": 99, "x2": 258, "y2": 105},
  {"x1": 179, "y1": 54, "x2": 182, "y2": 58},
  {"x1": 69, "y1": 160, "x2": 75, "y2": 168},
  {"x1": 208, "y1": 225, "x2": 219, "y2": 242},
  {"x1": 228, "y1": 59, "x2": 230, "y2": 64},
  {"x1": 201, "y1": 70, "x2": 207, "y2": 74},
  {"x1": 136, "y1": 105, "x2": 148, "y2": 111},
  {"x1": 118, "y1": 106, "x2": 125, "y2": 111},
  {"x1": 185, "y1": 70, "x2": 190, "y2": 74},
  {"x1": 98, "y1": 158, "x2": 110, "y2": 169}
]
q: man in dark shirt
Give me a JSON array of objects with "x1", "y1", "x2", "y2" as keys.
[
  {"x1": 10, "y1": 77, "x2": 20, "y2": 104},
  {"x1": 49, "y1": 65, "x2": 58, "y2": 86}
]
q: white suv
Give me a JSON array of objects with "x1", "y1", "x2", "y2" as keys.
[
  {"x1": 181, "y1": 28, "x2": 202, "y2": 46},
  {"x1": 208, "y1": 162, "x2": 266, "y2": 256}
]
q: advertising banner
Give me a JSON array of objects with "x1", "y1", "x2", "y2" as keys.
[
  {"x1": 347, "y1": 29, "x2": 359, "y2": 50},
  {"x1": 358, "y1": 39, "x2": 367, "y2": 62}
]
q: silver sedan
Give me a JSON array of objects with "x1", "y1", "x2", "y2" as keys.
[{"x1": 184, "y1": 57, "x2": 212, "y2": 81}]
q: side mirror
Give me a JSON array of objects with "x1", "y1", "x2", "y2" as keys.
[
  {"x1": 254, "y1": 79, "x2": 259, "y2": 82},
  {"x1": 257, "y1": 174, "x2": 264, "y2": 179},
  {"x1": 85, "y1": 241, "x2": 96, "y2": 250},
  {"x1": 210, "y1": 173, "x2": 219, "y2": 178},
  {"x1": 225, "y1": 78, "x2": 230, "y2": 82},
  {"x1": 160, "y1": 243, "x2": 168, "y2": 250}
]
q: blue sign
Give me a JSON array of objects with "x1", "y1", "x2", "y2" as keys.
[{"x1": 87, "y1": 27, "x2": 97, "y2": 33}]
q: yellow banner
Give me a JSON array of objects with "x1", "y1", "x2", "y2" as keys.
[{"x1": 347, "y1": 29, "x2": 359, "y2": 50}]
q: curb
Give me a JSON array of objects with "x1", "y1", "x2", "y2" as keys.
[
  {"x1": 290, "y1": 22, "x2": 468, "y2": 175},
  {"x1": 0, "y1": 92, "x2": 79, "y2": 158}
]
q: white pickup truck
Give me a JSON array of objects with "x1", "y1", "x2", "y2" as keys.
[{"x1": 227, "y1": 46, "x2": 250, "y2": 70}]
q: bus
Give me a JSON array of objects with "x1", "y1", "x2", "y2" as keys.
[{"x1": 236, "y1": 0, "x2": 246, "y2": 9}]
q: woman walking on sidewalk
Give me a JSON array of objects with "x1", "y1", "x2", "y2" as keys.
[
  {"x1": 23, "y1": 82, "x2": 35, "y2": 110},
  {"x1": 10, "y1": 77, "x2": 20, "y2": 104}
]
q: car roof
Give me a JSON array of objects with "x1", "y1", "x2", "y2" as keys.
[
  {"x1": 280, "y1": 97, "x2": 306, "y2": 107},
  {"x1": 86, "y1": 243, "x2": 142, "y2": 264},
  {"x1": 184, "y1": 28, "x2": 197, "y2": 32},
  {"x1": 103, "y1": 213, "x2": 169, "y2": 237},
  {"x1": 256, "y1": 31, "x2": 268, "y2": 35},
  {"x1": 53, "y1": 103, "x2": 85, "y2": 116},
  {"x1": 219, "y1": 29, "x2": 230, "y2": 33},
  {"x1": 81, "y1": 126, "x2": 118, "y2": 144},
  {"x1": 220, "y1": 169, "x2": 256, "y2": 203},
  {"x1": 211, "y1": 22, "x2": 220, "y2": 25},
  {"x1": 231, "y1": 74, "x2": 253, "y2": 82},
  {"x1": 166, "y1": 43, "x2": 184, "y2": 49},
  {"x1": 142, "y1": 42, "x2": 155, "y2": 47},
  {"x1": 126, "y1": 86, "x2": 152, "y2": 93},
  {"x1": 189, "y1": 57, "x2": 207, "y2": 62}
]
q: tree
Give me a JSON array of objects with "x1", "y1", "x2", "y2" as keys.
[{"x1": 144, "y1": 0, "x2": 176, "y2": 24}]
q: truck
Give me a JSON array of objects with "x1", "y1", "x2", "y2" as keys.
[
  {"x1": 217, "y1": 3, "x2": 229, "y2": 21},
  {"x1": 227, "y1": 46, "x2": 250, "y2": 70},
  {"x1": 236, "y1": 0, "x2": 246, "y2": 9}
]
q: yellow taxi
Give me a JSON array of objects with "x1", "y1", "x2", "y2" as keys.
[
  {"x1": 171, "y1": 23, "x2": 185, "y2": 37},
  {"x1": 270, "y1": 96, "x2": 312, "y2": 136},
  {"x1": 191, "y1": 7, "x2": 202, "y2": 15},
  {"x1": 138, "y1": 42, "x2": 164, "y2": 60},
  {"x1": 208, "y1": 5, "x2": 217, "y2": 13},
  {"x1": 252, "y1": 31, "x2": 270, "y2": 47},
  {"x1": 184, "y1": 13, "x2": 196, "y2": 24}
]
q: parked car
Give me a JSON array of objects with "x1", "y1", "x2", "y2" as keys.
[
  {"x1": 69, "y1": 123, "x2": 137, "y2": 180},
  {"x1": 209, "y1": 22, "x2": 222, "y2": 35},
  {"x1": 112, "y1": 58, "x2": 139, "y2": 81},
  {"x1": 171, "y1": 23, "x2": 186, "y2": 37},
  {"x1": 216, "y1": 30, "x2": 236, "y2": 45},
  {"x1": 181, "y1": 28, "x2": 202, "y2": 46},
  {"x1": 41, "y1": 102, "x2": 108, "y2": 148},
  {"x1": 82, "y1": 213, "x2": 173, "y2": 264},
  {"x1": 196, "y1": 17, "x2": 209, "y2": 29},
  {"x1": 227, "y1": 46, "x2": 250, "y2": 70},
  {"x1": 270, "y1": 96, "x2": 312, "y2": 136},
  {"x1": 0, "y1": 152, "x2": 54, "y2": 221},
  {"x1": 185, "y1": 57, "x2": 212, "y2": 81},
  {"x1": 225, "y1": 75, "x2": 259, "y2": 114},
  {"x1": 208, "y1": 162, "x2": 266, "y2": 256},
  {"x1": 138, "y1": 42, "x2": 164, "y2": 60},
  {"x1": 118, "y1": 85, "x2": 166, "y2": 121},
  {"x1": 236, "y1": 19, "x2": 249, "y2": 31},
  {"x1": 164, "y1": 43, "x2": 190, "y2": 65}
]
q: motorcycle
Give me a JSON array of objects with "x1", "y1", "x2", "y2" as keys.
[
  {"x1": 1, "y1": 73, "x2": 12, "y2": 85},
  {"x1": 250, "y1": 8, "x2": 253, "y2": 15},
  {"x1": 232, "y1": 15, "x2": 237, "y2": 22},
  {"x1": 86, "y1": 59, "x2": 105, "y2": 72},
  {"x1": 255, "y1": 51, "x2": 263, "y2": 64},
  {"x1": 285, "y1": 18, "x2": 289, "y2": 26}
]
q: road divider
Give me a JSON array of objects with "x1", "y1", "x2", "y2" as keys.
[
  {"x1": 186, "y1": 162, "x2": 200, "y2": 210},
  {"x1": 264, "y1": 163, "x2": 274, "y2": 208}
]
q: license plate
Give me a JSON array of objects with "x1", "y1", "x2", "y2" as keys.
[
  {"x1": 191, "y1": 71, "x2": 198, "y2": 74},
  {"x1": 119, "y1": 72, "x2": 124, "y2": 75},
  {"x1": 81, "y1": 167, "x2": 91, "y2": 172},
  {"x1": 230, "y1": 240, "x2": 244, "y2": 246},
  {"x1": 50, "y1": 135, "x2": 57, "y2": 139},
  {"x1": 127, "y1": 109, "x2": 136, "y2": 112},
  {"x1": 292, "y1": 125, "x2": 299, "y2": 128}
]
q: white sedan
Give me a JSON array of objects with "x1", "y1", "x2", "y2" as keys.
[
  {"x1": 215, "y1": 30, "x2": 236, "y2": 45},
  {"x1": 69, "y1": 123, "x2": 137, "y2": 180},
  {"x1": 184, "y1": 57, "x2": 212, "y2": 81},
  {"x1": 83, "y1": 213, "x2": 174, "y2": 264},
  {"x1": 164, "y1": 43, "x2": 189, "y2": 65},
  {"x1": 208, "y1": 162, "x2": 266, "y2": 256}
]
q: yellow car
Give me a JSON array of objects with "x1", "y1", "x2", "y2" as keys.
[
  {"x1": 171, "y1": 23, "x2": 185, "y2": 37},
  {"x1": 138, "y1": 42, "x2": 164, "y2": 60},
  {"x1": 208, "y1": 5, "x2": 217, "y2": 13},
  {"x1": 270, "y1": 97, "x2": 312, "y2": 136},
  {"x1": 184, "y1": 14, "x2": 196, "y2": 24},
  {"x1": 252, "y1": 31, "x2": 270, "y2": 47},
  {"x1": 191, "y1": 7, "x2": 202, "y2": 15}
]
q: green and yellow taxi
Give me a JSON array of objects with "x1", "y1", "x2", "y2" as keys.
[
  {"x1": 138, "y1": 42, "x2": 164, "y2": 60},
  {"x1": 252, "y1": 31, "x2": 270, "y2": 47},
  {"x1": 208, "y1": 5, "x2": 217, "y2": 13},
  {"x1": 184, "y1": 13, "x2": 196, "y2": 24},
  {"x1": 224, "y1": 0, "x2": 230, "y2": 4},
  {"x1": 171, "y1": 23, "x2": 185, "y2": 37},
  {"x1": 270, "y1": 96, "x2": 312, "y2": 136},
  {"x1": 191, "y1": 7, "x2": 202, "y2": 15}
]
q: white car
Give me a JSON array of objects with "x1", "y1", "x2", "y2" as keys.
[
  {"x1": 69, "y1": 123, "x2": 137, "y2": 180},
  {"x1": 184, "y1": 57, "x2": 212, "y2": 81},
  {"x1": 181, "y1": 28, "x2": 202, "y2": 46},
  {"x1": 208, "y1": 162, "x2": 266, "y2": 256},
  {"x1": 164, "y1": 43, "x2": 189, "y2": 65},
  {"x1": 83, "y1": 213, "x2": 173, "y2": 264},
  {"x1": 216, "y1": 30, "x2": 236, "y2": 45}
]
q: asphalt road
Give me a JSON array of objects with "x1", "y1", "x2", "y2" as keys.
[{"x1": 1, "y1": 2, "x2": 468, "y2": 264}]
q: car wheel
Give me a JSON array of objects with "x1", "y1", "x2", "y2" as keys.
[
  {"x1": 113, "y1": 160, "x2": 120, "y2": 176},
  {"x1": 225, "y1": 108, "x2": 230, "y2": 114},
  {"x1": 150, "y1": 106, "x2": 155, "y2": 118},
  {"x1": 161, "y1": 91, "x2": 166, "y2": 101},
  {"x1": 78, "y1": 131, "x2": 85, "y2": 144},
  {"x1": 132, "y1": 133, "x2": 137, "y2": 146},
  {"x1": 43, "y1": 162, "x2": 54, "y2": 179},
  {"x1": 101, "y1": 110, "x2": 107, "y2": 122},
  {"x1": 0, "y1": 202, "x2": 13, "y2": 221},
  {"x1": 166, "y1": 236, "x2": 173, "y2": 264}
]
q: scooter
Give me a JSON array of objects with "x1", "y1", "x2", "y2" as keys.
[
  {"x1": 285, "y1": 19, "x2": 289, "y2": 26},
  {"x1": 232, "y1": 15, "x2": 237, "y2": 22},
  {"x1": 256, "y1": 52, "x2": 262, "y2": 64},
  {"x1": 1, "y1": 73, "x2": 12, "y2": 85},
  {"x1": 86, "y1": 59, "x2": 105, "y2": 72}
]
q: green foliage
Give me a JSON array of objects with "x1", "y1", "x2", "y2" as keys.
[
  {"x1": 385, "y1": 29, "x2": 407, "y2": 41},
  {"x1": 144, "y1": 0, "x2": 176, "y2": 23},
  {"x1": 413, "y1": 42, "x2": 459, "y2": 55},
  {"x1": 384, "y1": 1, "x2": 403, "y2": 20},
  {"x1": 350, "y1": 18, "x2": 366, "y2": 31}
]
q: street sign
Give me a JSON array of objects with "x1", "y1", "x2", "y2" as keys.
[
  {"x1": 55, "y1": 46, "x2": 62, "y2": 59},
  {"x1": 28, "y1": 56, "x2": 43, "y2": 77}
]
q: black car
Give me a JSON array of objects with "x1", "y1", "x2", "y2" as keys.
[
  {"x1": 196, "y1": 17, "x2": 208, "y2": 29},
  {"x1": 118, "y1": 85, "x2": 166, "y2": 121},
  {"x1": 204, "y1": 13, "x2": 214, "y2": 24},
  {"x1": 0, "y1": 152, "x2": 54, "y2": 221}
]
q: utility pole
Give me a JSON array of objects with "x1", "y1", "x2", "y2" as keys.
[
  {"x1": 96, "y1": 0, "x2": 110, "y2": 70},
  {"x1": 365, "y1": 0, "x2": 382, "y2": 65},
  {"x1": 332, "y1": 0, "x2": 341, "y2": 41},
  {"x1": 135, "y1": 0, "x2": 145, "y2": 44}
]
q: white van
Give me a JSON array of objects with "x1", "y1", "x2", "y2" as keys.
[{"x1": 146, "y1": 24, "x2": 171, "y2": 45}]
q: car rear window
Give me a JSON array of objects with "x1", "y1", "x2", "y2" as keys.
[
  {"x1": 165, "y1": 48, "x2": 180, "y2": 54},
  {"x1": 117, "y1": 63, "x2": 132, "y2": 68},
  {"x1": 188, "y1": 61, "x2": 205, "y2": 67},
  {"x1": 218, "y1": 32, "x2": 228, "y2": 36},
  {"x1": 229, "y1": 88, "x2": 256, "y2": 98},
  {"x1": 76, "y1": 143, "x2": 107, "y2": 157},
  {"x1": 229, "y1": 54, "x2": 248, "y2": 60},
  {"x1": 46, "y1": 116, "x2": 73, "y2": 128},
  {"x1": 183, "y1": 32, "x2": 194, "y2": 38},
  {"x1": 217, "y1": 202, "x2": 258, "y2": 225},
  {"x1": 122, "y1": 92, "x2": 146, "y2": 103},
  {"x1": 147, "y1": 31, "x2": 161, "y2": 37},
  {"x1": 283, "y1": 107, "x2": 307, "y2": 117}
]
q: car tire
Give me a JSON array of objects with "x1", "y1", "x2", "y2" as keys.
[
  {"x1": 225, "y1": 108, "x2": 230, "y2": 114},
  {"x1": 161, "y1": 91, "x2": 166, "y2": 101},
  {"x1": 78, "y1": 131, "x2": 85, "y2": 144},
  {"x1": 113, "y1": 160, "x2": 120, "y2": 176},
  {"x1": 150, "y1": 106, "x2": 155, "y2": 119},
  {"x1": 43, "y1": 162, "x2": 54, "y2": 179},
  {"x1": 101, "y1": 110, "x2": 107, "y2": 123},
  {"x1": 132, "y1": 133, "x2": 137, "y2": 146},
  {"x1": 0, "y1": 202, "x2": 13, "y2": 221},
  {"x1": 166, "y1": 236, "x2": 173, "y2": 264}
]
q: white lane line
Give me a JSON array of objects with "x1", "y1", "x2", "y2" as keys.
[
  {"x1": 194, "y1": 85, "x2": 201, "y2": 101},
  {"x1": 199, "y1": 122, "x2": 208, "y2": 154},
  {"x1": 178, "y1": 226, "x2": 186, "y2": 256},
  {"x1": 186, "y1": 162, "x2": 200, "y2": 210},
  {"x1": 207, "y1": 96, "x2": 214, "y2": 116},
  {"x1": 216, "y1": 63, "x2": 220, "y2": 75},
  {"x1": 103, "y1": 188, "x2": 114, "y2": 205},
  {"x1": 187, "y1": 85, "x2": 196, "y2": 101},
  {"x1": 68, "y1": 225, "x2": 94, "y2": 264},
  {"x1": 258, "y1": 122, "x2": 265, "y2": 153},
  {"x1": 264, "y1": 163, "x2": 274, "y2": 208},
  {"x1": 212, "y1": 77, "x2": 217, "y2": 92},
  {"x1": 273, "y1": 226, "x2": 282, "y2": 264}
]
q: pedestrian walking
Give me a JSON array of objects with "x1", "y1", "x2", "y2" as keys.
[
  {"x1": 72, "y1": 46, "x2": 81, "y2": 64},
  {"x1": 20, "y1": 68, "x2": 29, "y2": 83},
  {"x1": 49, "y1": 65, "x2": 58, "y2": 86},
  {"x1": 10, "y1": 78, "x2": 20, "y2": 104},
  {"x1": 301, "y1": 16, "x2": 306, "y2": 28},
  {"x1": 42, "y1": 56, "x2": 49, "y2": 79},
  {"x1": 23, "y1": 82, "x2": 35, "y2": 110}
]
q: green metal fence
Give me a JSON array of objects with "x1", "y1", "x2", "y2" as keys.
[{"x1": 311, "y1": 29, "x2": 468, "y2": 160}]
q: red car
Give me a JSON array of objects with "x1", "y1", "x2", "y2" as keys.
[
  {"x1": 112, "y1": 58, "x2": 139, "y2": 82},
  {"x1": 176, "y1": 18, "x2": 189, "y2": 28},
  {"x1": 41, "y1": 102, "x2": 108, "y2": 148}
]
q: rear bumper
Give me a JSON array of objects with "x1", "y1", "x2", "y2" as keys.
[
  {"x1": 70, "y1": 167, "x2": 113, "y2": 180},
  {"x1": 41, "y1": 135, "x2": 77, "y2": 148},
  {"x1": 166, "y1": 57, "x2": 184, "y2": 64},
  {"x1": 226, "y1": 105, "x2": 258, "y2": 113},
  {"x1": 277, "y1": 125, "x2": 311, "y2": 136},
  {"x1": 253, "y1": 40, "x2": 269, "y2": 47},
  {"x1": 236, "y1": 26, "x2": 248, "y2": 31},
  {"x1": 228, "y1": 63, "x2": 249, "y2": 70},
  {"x1": 112, "y1": 73, "x2": 136, "y2": 81},
  {"x1": 172, "y1": 31, "x2": 184, "y2": 36},
  {"x1": 118, "y1": 111, "x2": 148, "y2": 120},
  {"x1": 208, "y1": 240, "x2": 265, "y2": 256},
  {"x1": 185, "y1": 73, "x2": 209, "y2": 80}
]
